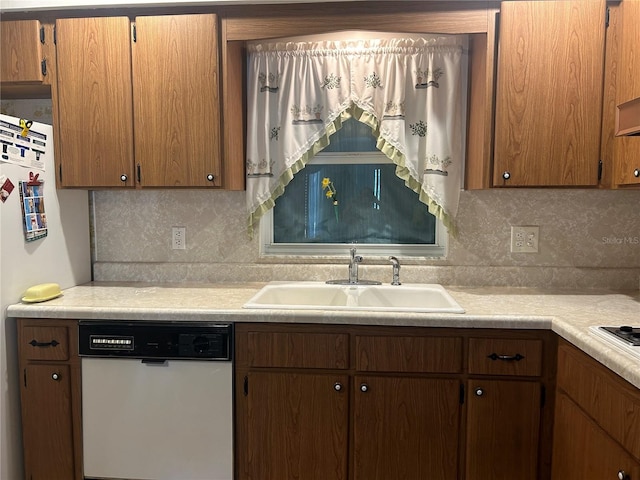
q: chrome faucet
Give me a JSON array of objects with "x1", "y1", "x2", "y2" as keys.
[
  {"x1": 349, "y1": 247, "x2": 363, "y2": 284},
  {"x1": 389, "y1": 256, "x2": 401, "y2": 285},
  {"x1": 325, "y1": 247, "x2": 381, "y2": 285}
]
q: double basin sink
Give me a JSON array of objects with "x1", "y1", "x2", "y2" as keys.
[{"x1": 243, "y1": 281, "x2": 465, "y2": 313}]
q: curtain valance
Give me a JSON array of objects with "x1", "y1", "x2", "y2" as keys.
[{"x1": 246, "y1": 34, "x2": 466, "y2": 236}]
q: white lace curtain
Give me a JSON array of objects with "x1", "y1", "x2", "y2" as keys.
[{"x1": 246, "y1": 34, "x2": 465, "y2": 236}]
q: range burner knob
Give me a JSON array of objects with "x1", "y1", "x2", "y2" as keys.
[{"x1": 620, "y1": 326, "x2": 633, "y2": 333}]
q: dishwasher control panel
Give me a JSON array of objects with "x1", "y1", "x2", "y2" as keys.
[{"x1": 79, "y1": 322, "x2": 232, "y2": 360}]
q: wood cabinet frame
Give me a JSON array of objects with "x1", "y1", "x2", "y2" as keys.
[
  {"x1": 235, "y1": 323, "x2": 557, "y2": 480},
  {"x1": 219, "y1": 1, "x2": 501, "y2": 191},
  {"x1": 3, "y1": 2, "x2": 500, "y2": 191},
  {"x1": 17, "y1": 318, "x2": 83, "y2": 480}
]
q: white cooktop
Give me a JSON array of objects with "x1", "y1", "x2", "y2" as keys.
[{"x1": 589, "y1": 326, "x2": 640, "y2": 362}]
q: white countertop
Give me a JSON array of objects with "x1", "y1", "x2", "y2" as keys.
[{"x1": 7, "y1": 282, "x2": 640, "y2": 389}]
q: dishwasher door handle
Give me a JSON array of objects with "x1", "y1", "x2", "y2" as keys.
[{"x1": 141, "y1": 359, "x2": 168, "y2": 365}]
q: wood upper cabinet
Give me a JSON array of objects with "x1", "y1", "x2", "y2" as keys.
[
  {"x1": 55, "y1": 14, "x2": 222, "y2": 188},
  {"x1": 1, "y1": 20, "x2": 45, "y2": 84},
  {"x1": 132, "y1": 14, "x2": 221, "y2": 187},
  {"x1": 493, "y1": 0, "x2": 607, "y2": 187},
  {"x1": 18, "y1": 319, "x2": 83, "y2": 480},
  {"x1": 55, "y1": 17, "x2": 135, "y2": 187},
  {"x1": 612, "y1": 0, "x2": 640, "y2": 187}
]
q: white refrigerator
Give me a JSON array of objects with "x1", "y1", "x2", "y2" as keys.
[{"x1": 0, "y1": 112, "x2": 91, "y2": 480}]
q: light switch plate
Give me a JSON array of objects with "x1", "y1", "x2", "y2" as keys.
[{"x1": 510, "y1": 226, "x2": 539, "y2": 253}]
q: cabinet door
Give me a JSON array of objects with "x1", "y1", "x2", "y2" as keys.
[
  {"x1": 613, "y1": 0, "x2": 640, "y2": 187},
  {"x1": 493, "y1": 1, "x2": 606, "y2": 186},
  {"x1": 55, "y1": 17, "x2": 135, "y2": 187},
  {"x1": 552, "y1": 392, "x2": 640, "y2": 479},
  {"x1": 353, "y1": 376, "x2": 460, "y2": 480},
  {"x1": 21, "y1": 364, "x2": 76, "y2": 480},
  {"x1": 238, "y1": 371, "x2": 349, "y2": 480},
  {"x1": 132, "y1": 14, "x2": 222, "y2": 187},
  {"x1": 1, "y1": 20, "x2": 44, "y2": 84},
  {"x1": 465, "y1": 380, "x2": 541, "y2": 480}
]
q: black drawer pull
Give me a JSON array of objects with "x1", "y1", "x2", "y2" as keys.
[
  {"x1": 29, "y1": 339, "x2": 60, "y2": 348},
  {"x1": 487, "y1": 353, "x2": 524, "y2": 362}
]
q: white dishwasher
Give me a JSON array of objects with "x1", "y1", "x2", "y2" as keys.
[{"x1": 79, "y1": 321, "x2": 233, "y2": 480}]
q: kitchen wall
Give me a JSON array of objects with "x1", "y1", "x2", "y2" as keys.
[{"x1": 93, "y1": 187, "x2": 640, "y2": 290}]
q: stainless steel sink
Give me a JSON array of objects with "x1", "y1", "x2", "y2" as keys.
[{"x1": 243, "y1": 281, "x2": 465, "y2": 313}]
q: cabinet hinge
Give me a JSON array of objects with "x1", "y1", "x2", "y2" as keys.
[
  {"x1": 136, "y1": 164, "x2": 141, "y2": 183},
  {"x1": 540, "y1": 385, "x2": 546, "y2": 408},
  {"x1": 598, "y1": 160, "x2": 603, "y2": 181},
  {"x1": 605, "y1": 7, "x2": 610, "y2": 28},
  {"x1": 23, "y1": 368, "x2": 27, "y2": 388},
  {"x1": 41, "y1": 59, "x2": 47, "y2": 77},
  {"x1": 59, "y1": 164, "x2": 63, "y2": 183},
  {"x1": 459, "y1": 383, "x2": 465, "y2": 404},
  {"x1": 243, "y1": 376, "x2": 249, "y2": 396},
  {"x1": 132, "y1": 23, "x2": 137, "y2": 43},
  {"x1": 39, "y1": 26, "x2": 45, "y2": 44},
  {"x1": 53, "y1": 26, "x2": 57, "y2": 45}
]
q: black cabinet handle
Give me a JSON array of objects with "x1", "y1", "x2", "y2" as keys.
[
  {"x1": 29, "y1": 339, "x2": 59, "y2": 348},
  {"x1": 487, "y1": 353, "x2": 525, "y2": 361}
]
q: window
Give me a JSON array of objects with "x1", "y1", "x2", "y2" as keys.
[{"x1": 260, "y1": 120, "x2": 447, "y2": 257}]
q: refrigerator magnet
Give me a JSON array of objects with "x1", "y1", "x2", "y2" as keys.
[{"x1": 0, "y1": 175, "x2": 14, "y2": 203}]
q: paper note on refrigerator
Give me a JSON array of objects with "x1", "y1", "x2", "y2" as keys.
[{"x1": 0, "y1": 115, "x2": 51, "y2": 171}]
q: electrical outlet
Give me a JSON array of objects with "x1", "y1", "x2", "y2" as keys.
[
  {"x1": 172, "y1": 227, "x2": 186, "y2": 250},
  {"x1": 510, "y1": 226, "x2": 539, "y2": 253}
]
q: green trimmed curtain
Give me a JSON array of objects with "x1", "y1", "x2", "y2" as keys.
[{"x1": 246, "y1": 35, "x2": 465, "y2": 235}]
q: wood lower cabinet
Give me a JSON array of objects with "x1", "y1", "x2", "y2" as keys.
[
  {"x1": 465, "y1": 379, "x2": 541, "y2": 480},
  {"x1": 552, "y1": 392, "x2": 640, "y2": 480},
  {"x1": 17, "y1": 318, "x2": 82, "y2": 480},
  {"x1": 552, "y1": 339, "x2": 640, "y2": 479},
  {"x1": 242, "y1": 371, "x2": 349, "y2": 480},
  {"x1": 235, "y1": 324, "x2": 554, "y2": 480},
  {"x1": 353, "y1": 375, "x2": 460, "y2": 480},
  {"x1": 465, "y1": 336, "x2": 549, "y2": 480}
]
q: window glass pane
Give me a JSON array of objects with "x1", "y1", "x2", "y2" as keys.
[
  {"x1": 273, "y1": 162, "x2": 436, "y2": 245},
  {"x1": 323, "y1": 120, "x2": 378, "y2": 152}
]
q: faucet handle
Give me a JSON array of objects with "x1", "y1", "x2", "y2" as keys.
[{"x1": 389, "y1": 256, "x2": 401, "y2": 285}]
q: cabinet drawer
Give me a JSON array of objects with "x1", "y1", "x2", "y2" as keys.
[
  {"x1": 246, "y1": 332, "x2": 348, "y2": 369},
  {"x1": 355, "y1": 335, "x2": 462, "y2": 373},
  {"x1": 468, "y1": 338, "x2": 542, "y2": 376},
  {"x1": 557, "y1": 341, "x2": 640, "y2": 461},
  {"x1": 21, "y1": 326, "x2": 69, "y2": 361}
]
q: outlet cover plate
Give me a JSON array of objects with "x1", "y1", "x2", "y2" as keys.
[
  {"x1": 172, "y1": 227, "x2": 186, "y2": 250},
  {"x1": 510, "y1": 226, "x2": 539, "y2": 253}
]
